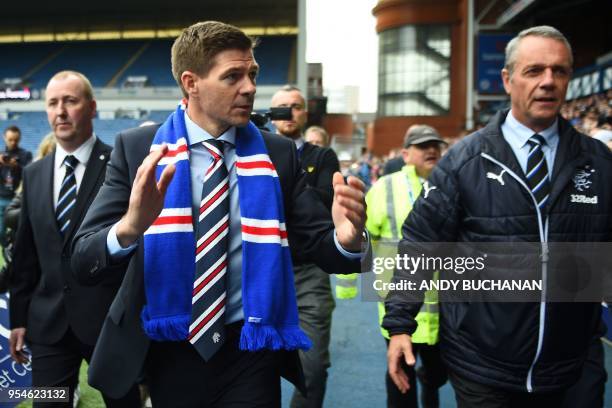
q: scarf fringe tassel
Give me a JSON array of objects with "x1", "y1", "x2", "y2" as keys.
[
  {"x1": 239, "y1": 323, "x2": 312, "y2": 351},
  {"x1": 142, "y1": 311, "x2": 190, "y2": 341}
]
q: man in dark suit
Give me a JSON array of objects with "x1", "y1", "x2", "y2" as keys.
[
  {"x1": 271, "y1": 86, "x2": 340, "y2": 408},
  {"x1": 71, "y1": 21, "x2": 367, "y2": 408},
  {"x1": 271, "y1": 85, "x2": 339, "y2": 209},
  {"x1": 9, "y1": 71, "x2": 140, "y2": 407}
]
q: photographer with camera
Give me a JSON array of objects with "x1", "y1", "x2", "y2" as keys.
[{"x1": 0, "y1": 126, "x2": 32, "y2": 245}]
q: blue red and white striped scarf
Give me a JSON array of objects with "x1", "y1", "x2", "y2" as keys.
[{"x1": 141, "y1": 103, "x2": 311, "y2": 352}]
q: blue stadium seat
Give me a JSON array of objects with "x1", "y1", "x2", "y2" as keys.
[
  {"x1": 253, "y1": 36, "x2": 295, "y2": 85},
  {"x1": 0, "y1": 36, "x2": 294, "y2": 89},
  {"x1": 0, "y1": 111, "x2": 174, "y2": 155},
  {"x1": 27, "y1": 40, "x2": 143, "y2": 88},
  {"x1": 0, "y1": 112, "x2": 49, "y2": 154},
  {"x1": 0, "y1": 43, "x2": 61, "y2": 84},
  {"x1": 117, "y1": 40, "x2": 175, "y2": 87}
]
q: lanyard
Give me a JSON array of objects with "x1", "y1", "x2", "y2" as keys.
[{"x1": 403, "y1": 173, "x2": 422, "y2": 207}]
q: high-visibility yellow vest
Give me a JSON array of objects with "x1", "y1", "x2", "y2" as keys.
[
  {"x1": 365, "y1": 165, "x2": 439, "y2": 345},
  {"x1": 335, "y1": 273, "x2": 358, "y2": 299}
]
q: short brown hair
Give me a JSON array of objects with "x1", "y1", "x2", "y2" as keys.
[
  {"x1": 46, "y1": 70, "x2": 94, "y2": 101},
  {"x1": 171, "y1": 21, "x2": 256, "y2": 97},
  {"x1": 4, "y1": 125, "x2": 21, "y2": 138}
]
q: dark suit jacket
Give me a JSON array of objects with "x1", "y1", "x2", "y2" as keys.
[
  {"x1": 9, "y1": 139, "x2": 114, "y2": 346},
  {"x1": 299, "y1": 142, "x2": 339, "y2": 210},
  {"x1": 71, "y1": 125, "x2": 362, "y2": 399}
]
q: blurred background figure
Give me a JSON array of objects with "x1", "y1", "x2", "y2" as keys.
[
  {"x1": 304, "y1": 125, "x2": 330, "y2": 147},
  {"x1": 0, "y1": 126, "x2": 32, "y2": 245}
]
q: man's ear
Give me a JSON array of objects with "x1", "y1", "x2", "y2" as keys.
[
  {"x1": 89, "y1": 99, "x2": 97, "y2": 120},
  {"x1": 180, "y1": 71, "x2": 199, "y2": 97},
  {"x1": 401, "y1": 148, "x2": 411, "y2": 165},
  {"x1": 501, "y1": 68, "x2": 512, "y2": 95}
]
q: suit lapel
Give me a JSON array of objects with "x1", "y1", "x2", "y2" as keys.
[
  {"x1": 62, "y1": 139, "x2": 110, "y2": 245},
  {"x1": 39, "y1": 152, "x2": 61, "y2": 236}
]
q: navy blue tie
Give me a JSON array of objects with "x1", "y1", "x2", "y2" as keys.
[
  {"x1": 56, "y1": 155, "x2": 79, "y2": 235},
  {"x1": 525, "y1": 134, "x2": 551, "y2": 210}
]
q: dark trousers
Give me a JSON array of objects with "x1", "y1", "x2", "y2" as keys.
[
  {"x1": 30, "y1": 328, "x2": 140, "y2": 408},
  {"x1": 384, "y1": 340, "x2": 447, "y2": 408},
  {"x1": 290, "y1": 263, "x2": 335, "y2": 408},
  {"x1": 145, "y1": 322, "x2": 281, "y2": 408},
  {"x1": 448, "y1": 369, "x2": 565, "y2": 408},
  {"x1": 561, "y1": 336, "x2": 607, "y2": 408}
]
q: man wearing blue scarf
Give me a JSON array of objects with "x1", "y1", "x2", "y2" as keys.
[{"x1": 72, "y1": 21, "x2": 368, "y2": 407}]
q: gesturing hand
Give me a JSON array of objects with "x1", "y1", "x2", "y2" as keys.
[
  {"x1": 116, "y1": 145, "x2": 176, "y2": 247},
  {"x1": 387, "y1": 334, "x2": 416, "y2": 394},
  {"x1": 331, "y1": 172, "x2": 366, "y2": 252}
]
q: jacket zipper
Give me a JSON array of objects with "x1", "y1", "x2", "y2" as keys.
[{"x1": 481, "y1": 153, "x2": 548, "y2": 393}]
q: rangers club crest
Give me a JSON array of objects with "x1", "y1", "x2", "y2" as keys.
[{"x1": 572, "y1": 168, "x2": 594, "y2": 192}]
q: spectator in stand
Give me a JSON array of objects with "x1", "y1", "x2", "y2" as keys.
[
  {"x1": 590, "y1": 114, "x2": 612, "y2": 145},
  {"x1": 561, "y1": 90, "x2": 611, "y2": 135},
  {"x1": 0, "y1": 126, "x2": 32, "y2": 244},
  {"x1": 582, "y1": 108, "x2": 600, "y2": 134}
]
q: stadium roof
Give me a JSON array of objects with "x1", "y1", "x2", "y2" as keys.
[{"x1": 0, "y1": 0, "x2": 298, "y2": 41}]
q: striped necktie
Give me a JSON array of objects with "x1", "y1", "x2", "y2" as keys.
[
  {"x1": 525, "y1": 134, "x2": 551, "y2": 211},
  {"x1": 188, "y1": 139, "x2": 230, "y2": 360},
  {"x1": 56, "y1": 155, "x2": 79, "y2": 235}
]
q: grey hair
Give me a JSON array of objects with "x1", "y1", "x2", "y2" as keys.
[
  {"x1": 504, "y1": 25, "x2": 573, "y2": 76},
  {"x1": 279, "y1": 84, "x2": 302, "y2": 93}
]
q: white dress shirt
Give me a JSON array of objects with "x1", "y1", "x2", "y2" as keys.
[
  {"x1": 53, "y1": 135, "x2": 97, "y2": 208},
  {"x1": 501, "y1": 110, "x2": 559, "y2": 174}
]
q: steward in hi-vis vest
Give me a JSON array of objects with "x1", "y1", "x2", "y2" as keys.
[{"x1": 366, "y1": 125, "x2": 448, "y2": 408}]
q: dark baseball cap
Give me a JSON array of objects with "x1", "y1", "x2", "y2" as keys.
[{"x1": 403, "y1": 125, "x2": 448, "y2": 148}]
